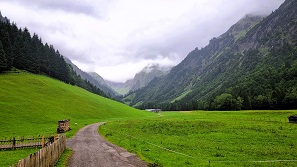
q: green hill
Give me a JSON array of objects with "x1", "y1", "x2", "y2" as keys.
[{"x1": 0, "y1": 72, "x2": 153, "y2": 138}]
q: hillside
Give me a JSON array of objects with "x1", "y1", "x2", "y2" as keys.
[
  {"x1": 0, "y1": 72, "x2": 153, "y2": 137},
  {"x1": 123, "y1": 0, "x2": 297, "y2": 110},
  {"x1": 64, "y1": 57, "x2": 118, "y2": 97},
  {"x1": 0, "y1": 13, "x2": 110, "y2": 99}
]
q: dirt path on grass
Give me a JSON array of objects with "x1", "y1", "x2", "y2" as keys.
[{"x1": 66, "y1": 123, "x2": 148, "y2": 167}]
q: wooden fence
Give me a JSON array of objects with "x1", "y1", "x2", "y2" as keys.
[
  {"x1": 0, "y1": 136, "x2": 55, "y2": 150},
  {"x1": 12, "y1": 134, "x2": 66, "y2": 167}
]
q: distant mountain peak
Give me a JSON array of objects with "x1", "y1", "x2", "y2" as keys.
[
  {"x1": 216, "y1": 14, "x2": 264, "y2": 42},
  {"x1": 142, "y1": 63, "x2": 172, "y2": 74},
  {"x1": 106, "y1": 64, "x2": 172, "y2": 95}
]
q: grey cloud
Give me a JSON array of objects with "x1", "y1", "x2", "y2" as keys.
[
  {"x1": 0, "y1": 0, "x2": 286, "y2": 82},
  {"x1": 249, "y1": 0, "x2": 286, "y2": 15},
  {"x1": 62, "y1": 49, "x2": 96, "y2": 65},
  {"x1": 127, "y1": 0, "x2": 285, "y2": 65},
  {"x1": 2, "y1": 0, "x2": 98, "y2": 17}
]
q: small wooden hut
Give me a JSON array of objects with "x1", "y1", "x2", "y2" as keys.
[
  {"x1": 57, "y1": 119, "x2": 70, "y2": 133},
  {"x1": 145, "y1": 109, "x2": 161, "y2": 113},
  {"x1": 288, "y1": 115, "x2": 297, "y2": 123}
]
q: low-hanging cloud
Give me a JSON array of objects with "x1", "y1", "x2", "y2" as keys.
[{"x1": 0, "y1": 0, "x2": 285, "y2": 82}]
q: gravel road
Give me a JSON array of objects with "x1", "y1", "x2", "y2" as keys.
[{"x1": 66, "y1": 123, "x2": 148, "y2": 167}]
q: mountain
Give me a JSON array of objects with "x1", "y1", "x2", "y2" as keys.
[
  {"x1": 130, "y1": 64, "x2": 172, "y2": 92},
  {"x1": 105, "y1": 80, "x2": 132, "y2": 96},
  {"x1": 63, "y1": 57, "x2": 118, "y2": 97},
  {"x1": 106, "y1": 64, "x2": 171, "y2": 95},
  {"x1": 123, "y1": 0, "x2": 297, "y2": 110},
  {"x1": 88, "y1": 72, "x2": 110, "y2": 88}
]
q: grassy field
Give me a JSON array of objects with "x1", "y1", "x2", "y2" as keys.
[
  {"x1": 99, "y1": 110, "x2": 297, "y2": 167},
  {"x1": 2, "y1": 72, "x2": 297, "y2": 167},
  {"x1": 0, "y1": 72, "x2": 154, "y2": 166}
]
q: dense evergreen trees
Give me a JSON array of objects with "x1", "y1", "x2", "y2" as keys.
[
  {"x1": 0, "y1": 15, "x2": 108, "y2": 98},
  {"x1": 0, "y1": 40, "x2": 7, "y2": 71},
  {"x1": 213, "y1": 94, "x2": 243, "y2": 111}
]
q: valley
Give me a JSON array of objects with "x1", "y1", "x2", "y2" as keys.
[{"x1": 0, "y1": 0, "x2": 296, "y2": 166}]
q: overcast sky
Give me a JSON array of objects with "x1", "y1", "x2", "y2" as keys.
[{"x1": 0, "y1": 0, "x2": 285, "y2": 82}]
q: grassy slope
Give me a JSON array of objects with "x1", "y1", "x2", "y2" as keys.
[
  {"x1": 100, "y1": 110, "x2": 297, "y2": 167},
  {"x1": 0, "y1": 72, "x2": 154, "y2": 166}
]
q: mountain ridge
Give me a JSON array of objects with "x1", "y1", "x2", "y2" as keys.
[
  {"x1": 123, "y1": 14, "x2": 265, "y2": 105},
  {"x1": 123, "y1": 0, "x2": 297, "y2": 110},
  {"x1": 63, "y1": 57, "x2": 118, "y2": 97}
]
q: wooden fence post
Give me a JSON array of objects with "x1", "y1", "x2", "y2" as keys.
[
  {"x1": 54, "y1": 134, "x2": 58, "y2": 142},
  {"x1": 42, "y1": 136, "x2": 45, "y2": 148},
  {"x1": 11, "y1": 134, "x2": 66, "y2": 166},
  {"x1": 12, "y1": 137, "x2": 16, "y2": 150}
]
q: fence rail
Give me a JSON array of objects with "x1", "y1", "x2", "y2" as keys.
[
  {"x1": 0, "y1": 136, "x2": 55, "y2": 150},
  {"x1": 12, "y1": 134, "x2": 66, "y2": 167}
]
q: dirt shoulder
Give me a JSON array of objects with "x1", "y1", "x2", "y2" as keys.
[{"x1": 66, "y1": 123, "x2": 148, "y2": 167}]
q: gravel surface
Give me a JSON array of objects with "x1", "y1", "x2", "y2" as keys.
[{"x1": 66, "y1": 123, "x2": 148, "y2": 167}]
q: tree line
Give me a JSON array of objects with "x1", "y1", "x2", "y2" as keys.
[{"x1": 0, "y1": 14, "x2": 109, "y2": 98}]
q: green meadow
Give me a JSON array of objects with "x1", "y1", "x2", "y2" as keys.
[
  {"x1": 99, "y1": 111, "x2": 297, "y2": 167},
  {"x1": 1, "y1": 72, "x2": 297, "y2": 167},
  {"x1": 0, "y1": 72, "x2": 154, "y2": 166}
]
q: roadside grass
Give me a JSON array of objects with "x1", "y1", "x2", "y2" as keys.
[
  {"x1": 99, "y1": 110, "x2": 297, "y2": 167},
  {"x1": 55, "y1": 148, "x2": 73, "y2": 167},
  {"x1": 0, "y1": 72, "x2": 154, "y2": 166}
]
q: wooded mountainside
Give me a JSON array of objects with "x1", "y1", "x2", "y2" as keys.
[
  {"x1": 64, "y1": 57, "x2": 118, "y2": 97},
  {"x1": 0, "y1": 12, "x2": 109, "y2": 98},
  {"x1": 123, "y1": 0, "x2": 297, "y2": 111}
]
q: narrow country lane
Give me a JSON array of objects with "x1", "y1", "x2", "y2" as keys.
[{"x1": 66, "y1": 123, "x2": 147, "y2": 167}]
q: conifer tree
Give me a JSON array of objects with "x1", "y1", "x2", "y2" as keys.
[{"x1": 0, "y1": 40, "x2": 7, "y2": 72}]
